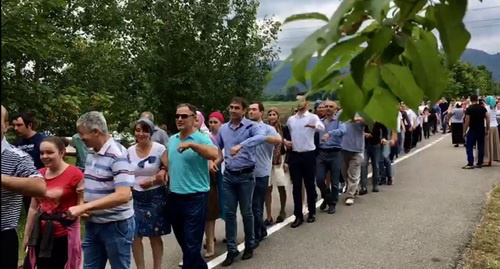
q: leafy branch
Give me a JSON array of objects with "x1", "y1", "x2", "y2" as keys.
[{"x1": 267, "y1": 0, "x2": 475, "y2": 129}]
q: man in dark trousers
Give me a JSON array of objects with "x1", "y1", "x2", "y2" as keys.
[{"x1": 463, "y1": 95, "x2": 490, "y2": 169}]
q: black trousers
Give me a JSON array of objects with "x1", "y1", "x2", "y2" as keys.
[
  {"x1": 34, "y1": 236, "x2": 68, "y2": 269},
  {"x1": 1, "y1": 229, "x2": 19, "y2": 269},
  {"x1": 412, "y1": 125, "x2": 422, "y2": 148},
  {"x1": 288, "y1": 151, "x2": 317, "y2": 218}
]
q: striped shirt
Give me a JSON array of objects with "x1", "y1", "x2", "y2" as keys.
[
  {"x1": 84, "y1": 137, "x2": 135, "y2": 223},
  {"x1": 1, "y1": 137, "x2": 43, "y2": 231}
]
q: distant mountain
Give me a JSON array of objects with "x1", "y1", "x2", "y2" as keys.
[{"x1": 265, "y1": 48, "x2": 500, "y2": 95}]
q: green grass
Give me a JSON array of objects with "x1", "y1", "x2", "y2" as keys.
[
  {"x1": 462, "y1": 183, "x2": 500, "y2": 269},
  {"x1": 17, "y1": 156, "x2": 79, "y2": 262}
]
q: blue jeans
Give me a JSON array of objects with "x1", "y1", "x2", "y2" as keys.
[
  {"x1": 83, "y1": 217, "x2": 135, "y2": 269},
  {"x1": 169, "y1": 192, "x2": 208, "y2": 269},
  {"x1": 316, "y1": 149, "x2": 342, "y2": 205},
  {"x1": 252, "y1": 176, "x2": 269, "y2": 242},
  {"x1": 379, "y1": 144, "x2": 393, "y2": 178},
  {"x1": 361, "y1": 144, "x2": 380, "y2": 188},
  {"x1": 222, "y1": 170, "x2": 255, "y2": 254},
  {"x1": 466, "y1": 131, "x2": 485, "y2": 165}
]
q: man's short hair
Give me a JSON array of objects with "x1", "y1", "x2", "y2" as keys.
[
  {"x1": 176, "y1": 103, "x2": 198, "y2": 115},
  {"x1": 470, "y1": 94, "x2": 479, "y2": 102},
  {"x1": 13, "y1": 112, "x2": 36, "y2": 129},
  {"x1": 252, "y1": 102, "x2": 265, "y2": 112},
  {"x1": 230, "y1": 97, "x2": 249, "y2": 110},
  {"x1": 141, "y1": 111, "x2": 155, "y2": 123}
]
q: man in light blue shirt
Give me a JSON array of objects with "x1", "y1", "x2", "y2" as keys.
[
  {"x1": 316, "y1": 101, "x2": 346, "y2": 214},
  {"x1": 248, "y1": 102, "x2": 282, "y2": 244},
  {"x1": 215, "y1": 97, "x2": 270, "y2": 266},
  {"x1": 339, "y1": 111, "x2": 365, "y2": 206},
  {"x1": 167, "y1": 103, "x2": 218, "y2": 269}
]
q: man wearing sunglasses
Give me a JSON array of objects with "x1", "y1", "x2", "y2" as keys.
[
  {"x1": 167, "y1": 103, "x2": 219, "y2": 269},
  {"x1": 215, "y1": 97, "x2": 269, "y2": 267}
]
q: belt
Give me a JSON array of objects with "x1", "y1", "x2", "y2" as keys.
[
  {"x1": 226, "y1": 166, "x2": 254, "y2": 175},
  {"x1": 319, "y1": 147, "x2": 341, "y2": 152}
]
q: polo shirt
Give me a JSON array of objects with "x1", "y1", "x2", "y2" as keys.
[
  {"x1": 83, "y1": 137, "x2": 135, "y2": 223},
  {"x1": 168, "y1": 130, "x2": 216, "y2": 194},
  {"x1": 1, "y1": 137, "x2": 42, "y2": 231}
]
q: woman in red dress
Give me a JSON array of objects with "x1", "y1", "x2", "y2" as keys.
[{"x1": 23, "y1": 136, "x2": 84, "y2": 269}]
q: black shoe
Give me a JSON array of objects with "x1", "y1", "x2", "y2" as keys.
[
  {"x1": 276, "y1": 215, "x2": 285, "y2": 223},
  {"x1": 379, "y1": 177, "x2": 387, "y2": 185},
  {"x1": 387, "y1": 177, "x2": 393, "y2": 185},
  {"x1": 306, "y1": 214, "x2": 315, "y2": 223},
  {"x1": 475, "y1": 164, "x2": 483, "y2": 169},
  {"x1": 241, "y1": 248, "x2": 253, "y2": 260},
  {"x1": 327, "y1": 204, "x2": 336, "y2": 214},
  {"x1": 221, "y1": 251, "x2": 239, "y2": 267},
  {"x1": 291, "y1": 217, "x2": 304, "y2": 228},
  {"x1": 319, "y1": 199, "x2": 327, "y2": 211},
  {"x1": 359, "y1": 187, "x2": 368, "y2": 195},
  {"x1": 263, "y1": 218, "x2": 273, "y2": 226}
]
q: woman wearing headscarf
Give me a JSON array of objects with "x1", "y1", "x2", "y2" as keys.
[
  {"x1": 484, "y1": 96, "x2": 500, "y2": 166},
  {"x1": 196, "y1": 111, "x2": 222, "y2": 257},
  {"x1": 208, "y1": 111, "x2": 226, "y2": 222}
]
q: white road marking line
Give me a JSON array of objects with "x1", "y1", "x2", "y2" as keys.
[{"x1": 207, "y1": 134, "x2": 449, "y2": 268}]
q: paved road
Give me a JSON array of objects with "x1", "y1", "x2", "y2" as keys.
[{"x1": 109, "y1": 133, "x2": 500, "y2": 268}]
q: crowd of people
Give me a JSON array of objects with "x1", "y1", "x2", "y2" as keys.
[{"x1": 1, "y1": 94, "x2": 499, "y2": 269}]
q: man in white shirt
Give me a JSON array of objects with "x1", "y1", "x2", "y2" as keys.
[{"x1": 284, "y1": 96, "x2": 324, "y2": 228}]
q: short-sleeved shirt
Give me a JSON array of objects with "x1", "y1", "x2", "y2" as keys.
[
  {"x1": 39, "y1": 165, "x2": 84, "y2": 237},
  {"x1": 83, "y1": 138, "x2": 135, "y2": 223},
  {"x1": 128, "y1": 142, "x2": 166, "y2": 191},
  {"x1": 466, "y1": 104, "x2": 487, "y2": 134},
  {"x1": 1, "y1": 137, "x2": 43, "y2": 231},
  {"x1": 254, "y1": 123, "x2": 279, "y2": 178},
  {"x1": 168, "y1": 131, "x2": 215, "y2": 194},
  {"x1": 14, "y1": 132, "x2": 46, "y2": 169},
  {"x1": 152, "y1": 127, "x2": 170, "y2": 148},
  {"x1": 71, "y1": 133, "x2": 89, "y2": 170}
]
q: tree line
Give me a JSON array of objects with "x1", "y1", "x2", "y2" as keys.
[{"x1": 2, "y1": 0, "x2": 280, "y2": 136}]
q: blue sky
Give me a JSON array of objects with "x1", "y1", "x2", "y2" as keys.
[{"x1": 257, "y1": 0, "x2": 500, "y2": 59}]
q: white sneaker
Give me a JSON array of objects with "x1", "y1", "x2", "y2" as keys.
[
  {"x1": 178, "y1": 260, "x2": 183, "y2": 267},
  {"x1": 345, "y1": 198, "x2": 354, "y2": 206}
]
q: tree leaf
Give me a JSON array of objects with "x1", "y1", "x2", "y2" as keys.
[
  {"x1": 338, "y1": 74, "x2": 365, "y2": 120},
  {"x1": 283, "y1": 12, "x2": 329, "y2": 24},
  {"x1": 405, "y1": 31, "x2": 448, "y2": 102},
  {"x1": 395, "y1": 0, "x2": 427, "y2": 21},
  {"x1": 380, "y1": 64, "x2": 423, "y2": 109},
  {"x1": 435, "y1": 0, "x2": 470, "y2": 67},
  {"x1": 362, "y1": 86, "x2": 400, "y2": 130},
  {"x1": 365, "y1": 0, "x2": 391, "y2": 23},
  {"x1": 350, "y1": 25, "x2": 393, "y2": 88},
  {"x1": 311, "y1": 35, "x2": 367, "y2": 89}
]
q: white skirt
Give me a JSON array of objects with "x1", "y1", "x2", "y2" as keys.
[{"x1": 269, "y1": 161, "x2": 288, "y2": 187}]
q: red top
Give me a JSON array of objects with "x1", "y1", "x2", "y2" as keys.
[{"x1": 38, "y1": 165, "x2": 84, "y2": 237}]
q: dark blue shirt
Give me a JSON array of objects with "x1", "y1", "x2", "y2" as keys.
[{"x1": 14, "y1": 132, "x2": 46, "y2": 169}]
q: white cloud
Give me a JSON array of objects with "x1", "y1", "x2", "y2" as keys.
[{"x1": 258, "y1": 0, "x2": 500, "y2": 59}]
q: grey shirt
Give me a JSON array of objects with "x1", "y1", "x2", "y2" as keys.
[
  {"x1": 450, "y1": 108, "x2": 465, "y2": 123},
  {"x1": 152, "y1": 127, "x2": 169, "y2": 147}
]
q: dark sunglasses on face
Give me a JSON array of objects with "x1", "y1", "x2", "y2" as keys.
[{"x1": 175, "y1": 114, "x2": 193, "y2": 120}]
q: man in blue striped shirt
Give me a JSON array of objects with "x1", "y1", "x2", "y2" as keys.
[{"x1": 67, "y1": 111, "x2": 135, "y2": 269}]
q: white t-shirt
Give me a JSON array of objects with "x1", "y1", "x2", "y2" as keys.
[
  {"x1": 487, "y1": 107, "x2": 498, "y2": 127},
  {"x1": 128, "y1": 142, "x2": 166, "y2": 191},
  {"x1": 396, "y1": 112, "x2": 402, "y2": 133}
]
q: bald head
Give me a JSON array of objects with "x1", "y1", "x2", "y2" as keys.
[{"x1": 324, "y1": 100, "x2": 337, "y2": 116}]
